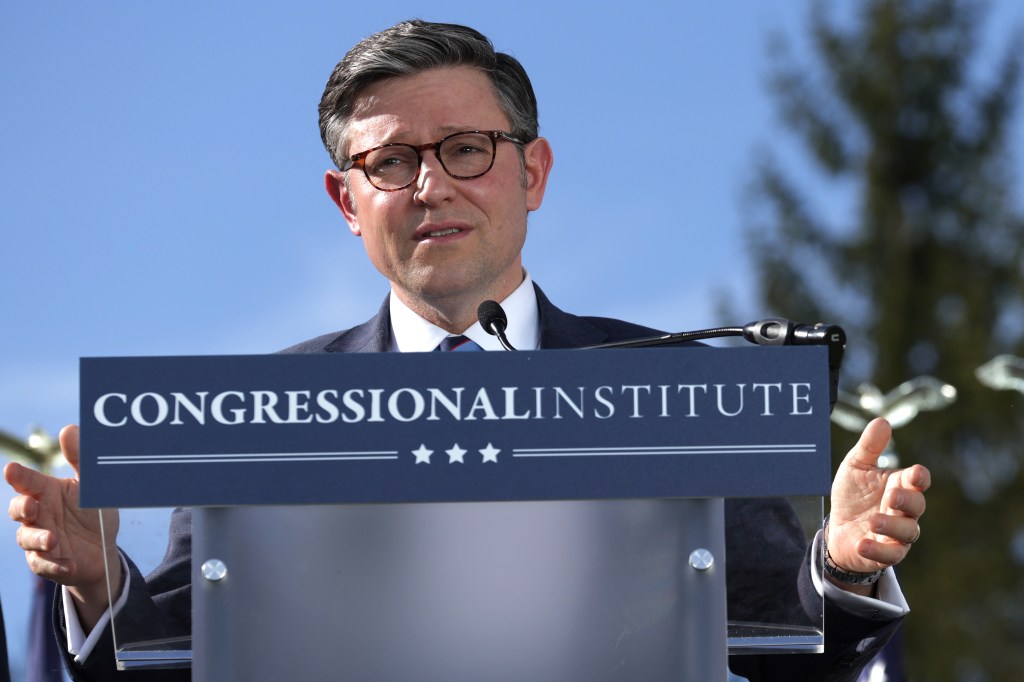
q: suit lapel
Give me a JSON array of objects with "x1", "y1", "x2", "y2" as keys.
[
  {"x1": 320, "y1": 285, "x2": 611, "y2": 353},
  {"x1": 322, "y1": 296, "x2": 393, "y2": 353},
  {"x1": 534, "y1": 284, "x2": 610, "y2": 349}
]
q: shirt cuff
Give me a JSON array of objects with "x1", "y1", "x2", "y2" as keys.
[
  {"x1": 64, "y1": 552, "x2": 132, "y2": 664},
  {"x1": 810, "y1": 529, "x2": 910, "y2": 619}
]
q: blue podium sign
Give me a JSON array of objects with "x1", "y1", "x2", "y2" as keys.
[{"x1": 79, "y1": 346, "x2": 832, "y2": 508}]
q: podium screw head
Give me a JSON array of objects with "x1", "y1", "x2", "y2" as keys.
[
  {"x1": 201, "y1": 558, "x2": 229, "y2": 582},
  {"x1": 688, "y1": 548, "x2": 714, "y2": 572}
]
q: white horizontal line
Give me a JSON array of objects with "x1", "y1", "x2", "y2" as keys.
[
  {"x1": 513, "y1": 444, "x2": 814, "y2": 453},
  {"x1": 97, "y1": 452, "x2": 398, "y2": 465},
  {"x1": 513, "y1": 446, "x2": 815, "y2": 458},
  {"x1": 98, "y1": 448, "x2": 395, "y2": 458}
]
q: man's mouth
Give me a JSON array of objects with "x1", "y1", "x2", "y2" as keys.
[
  {"x1": 425, "y1": 227, "x2": 462, "y2": 238},
  {"x1": 416, "y1": 225, "x2": 467, "y2": 240}
]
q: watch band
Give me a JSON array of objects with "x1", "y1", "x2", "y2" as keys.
[{"x1": 823, "y1": 523, "x2": 884, "y2": 585}]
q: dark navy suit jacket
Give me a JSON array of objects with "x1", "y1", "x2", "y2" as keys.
[
  {"x1": 0, "y1": 595, "x2": 9, "y2": 682},
  {"x1": 57, "y1": 285, "x2": 901, "y2": 681}
]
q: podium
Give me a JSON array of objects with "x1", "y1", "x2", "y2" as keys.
[{"x1": 82, "y1": 346, "x2": 832, "y2": 681}]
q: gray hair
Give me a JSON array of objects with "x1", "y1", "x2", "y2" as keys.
[{"x1": 318, "y1": 19, "x2": 539, "y2": 168}]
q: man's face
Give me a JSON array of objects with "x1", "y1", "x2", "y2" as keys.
[{"x1": 325, "y1": 66, "x2": 552, "y2": 319}]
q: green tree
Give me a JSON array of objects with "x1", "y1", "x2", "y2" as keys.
[{"x1": 743, "y1": 0, "x2": 1024, "y2": 679}]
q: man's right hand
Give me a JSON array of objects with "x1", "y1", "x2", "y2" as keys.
[{"x1": 5, "y1": 424, "x2": 121, "y2": 631}]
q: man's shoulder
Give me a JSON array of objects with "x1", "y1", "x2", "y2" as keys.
[
  {"x1": 561, "y1": 312, "x2": 665, "y2": 344},
  {"x1": 278, "y1": 319, "x2": 387, "y2": 354},
  {"x1": 277, "y1": 330, "x2": 351, "y2": 354},
  {"x1": 278, "y1": 297, "x2": 391, "y2": 354},
  {"x1": 575, "y1": 314, "x2": 663, "y2": 339},
  {"x1": 535, "y1": 286, "x2": 686, "y2": 349}
]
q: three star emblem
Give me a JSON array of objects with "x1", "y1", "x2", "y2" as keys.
[{"x1": 412, "y1": 442, "x2": 501, "y2": 464}]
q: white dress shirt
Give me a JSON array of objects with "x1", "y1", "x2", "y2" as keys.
[{"x1": 389, "y1": 272, "x2": 541, "y2": 352}]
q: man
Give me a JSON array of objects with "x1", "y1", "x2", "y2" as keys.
[{"x1": 5, "y1": 19, "x2": 929, "y2": 681}]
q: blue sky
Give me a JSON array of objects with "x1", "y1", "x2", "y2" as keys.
[{"x1": 2, "y1": 1, "x2": 1022, "y2": 675}]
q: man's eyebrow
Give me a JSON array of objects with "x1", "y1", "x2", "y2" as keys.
[
  {"x1": 397, "y1": 126, "x2": 481, "y2": 142},
  {"x1": 354, "y1": 125, "x2": 487, "y2": 152}
]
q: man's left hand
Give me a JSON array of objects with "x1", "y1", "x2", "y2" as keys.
[{"x1": 826, "y1": 418, "x2": 931, "y2": 586}]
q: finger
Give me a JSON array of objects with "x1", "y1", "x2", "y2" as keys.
[
  {"x1": 16, "y1": 524, "x2": 56, "y2": 553},
  {"x1": 856, "y1": 535, "x2": 911, "y2": 567},
  {"x1": 3, "y1": 461, "x2": 49, "y2": 498},
  {"x1": 900, "y1": 463, "x2": 931, "y2": 492},
  {"x1": 8, "y1": 492, "x2": 39, "y2": 524},
  {"x1": 59, "y1": 425, "x2": 81, "y2": 477},
  {"x1": 885, "y1": 487, "x2": 927, "y2": 519},
  {"x1": 25, "y1": 551, "x2": 75, "y2": 581},
  {"x1": 845, "y1": 418, "x2": 893, "y2": 468},
  {"x1": 870, "y1": 512, "x2": 921, "y2": 545}
]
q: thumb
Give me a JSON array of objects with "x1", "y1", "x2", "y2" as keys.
[
  {"x1": 845, "y1": 418, "x2": 892, "y2": 469},
  {"x1": 59, "y1": 424, "x2": 81, "y2": 478}
]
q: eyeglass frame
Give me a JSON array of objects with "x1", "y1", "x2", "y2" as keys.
[{"x1": 340, "y1": 129, "x2": 527, "y2": 192}]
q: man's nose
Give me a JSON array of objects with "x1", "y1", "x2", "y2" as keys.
[{"x1": 413, "y1": 151, "x2": 456, "y2": 203}]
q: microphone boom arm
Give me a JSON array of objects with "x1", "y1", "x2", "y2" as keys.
[
  {"x1": 583, "y1": 318, "x2": 846, "y2": 413},
  {"x1": 476, "y1": 299, "x2": 846, "y2": 412}
]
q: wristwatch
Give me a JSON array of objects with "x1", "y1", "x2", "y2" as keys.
[{"x1": 823, "y1": 526, "x2": 884, "y2": 585}]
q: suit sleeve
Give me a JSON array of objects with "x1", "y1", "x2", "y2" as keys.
[
  {"x1": 725, "y1": 498, "x2": 902, "y2": 682},
  {"x1": 54, "y1": 508, "x2": 192, "y2": 682}
]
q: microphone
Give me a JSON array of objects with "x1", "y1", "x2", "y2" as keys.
[
  {"x1": 477, "y1": 300, "x2": 517, "y2": 351},
  {"x1": 583, "y1": 317, "x2": 846, "y2": 413},
  {"x1": 743, "y1": 318, "x2": 846, "y2": 412},
  {"x1": 741, "y1": 318, "x2": 846, "y2": 349}
]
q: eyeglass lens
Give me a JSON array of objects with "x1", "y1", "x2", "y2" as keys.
[{"x1": 363, "y1": 132, "x2": 495, "y2": 190}]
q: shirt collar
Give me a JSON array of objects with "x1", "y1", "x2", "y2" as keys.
[{"x1": 389, "y1": 272, "x2": 541, "y2": 352}]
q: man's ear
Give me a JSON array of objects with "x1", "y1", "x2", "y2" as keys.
[
  {"x1": 325, "y1": 169, "x2": 361, "y2": 236},
  {"x1": 523, "y1": 137, "x2": 553, "y2": 212}
]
